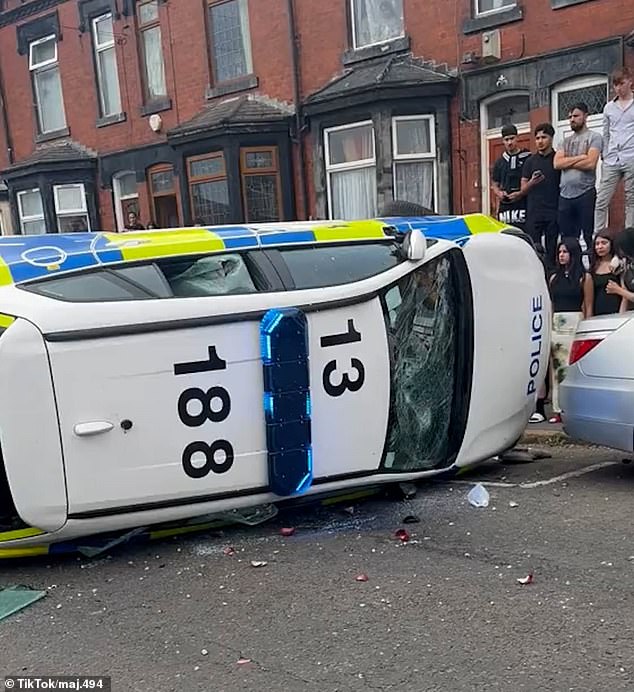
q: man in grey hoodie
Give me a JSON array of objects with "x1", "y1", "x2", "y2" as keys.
[{"x1": 594, "y1": 67, "x2": 634, "y2": 234}]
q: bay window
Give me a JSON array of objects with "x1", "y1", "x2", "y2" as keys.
[
  {"x1": 187, "y1": 153, "x2": 231, "y2": 225},
  {"x1": 325, "y1": 121, "x2": 377, "y2": 220},
  {"x1": 392, "y1": 116, "x2": 437, "y2": 211},
  {"x1": 54, "y1": 184, "x2": 91, "y2": 232},
  {"x1": 17, "y1": 189, "x2": 46, "y2": 235},
  {"x1": 29, "y1": 35, "x2": 66, "y2": 134}
]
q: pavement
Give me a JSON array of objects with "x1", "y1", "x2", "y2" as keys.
[{"x1": 1, "y1": 443, "x2": 633, "y2": 691}]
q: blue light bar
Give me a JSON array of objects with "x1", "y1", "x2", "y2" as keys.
[{"x1": 260, "y1": 308, "x2": 313, "y2": 497}]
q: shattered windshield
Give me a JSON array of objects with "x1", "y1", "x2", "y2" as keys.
[{"x1": 381, "y1": 253, "x2": 461, "y2": 471}]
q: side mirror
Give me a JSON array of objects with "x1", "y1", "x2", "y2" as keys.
[{"x1": 402, "y1": 228, "x2": 426, "y2": 261}]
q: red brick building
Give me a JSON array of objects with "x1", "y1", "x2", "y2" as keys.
[{"x1": 0, "y1": 0, "x2": 632, "y2": 234}]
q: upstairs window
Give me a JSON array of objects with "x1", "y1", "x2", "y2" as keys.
[
  {"x1": 17, "y1": 189, "x2": 46, "y2": 235},
  {"x1": 351, "y1": 0, "x2": 404, "y2": 50},
  {"x1": 29, "y1": 35, "x2": 66, "y2": 134},
  {"x1": 92, "y1": 13, "x2": 122, "y2": 117},
  {"x1": 208, "y1": 0, "x2": 253, "y2": 84},
  {"x1": 137, "y1": 0, "x2": 167, "y2": 101},
  {"x1": 475, "y1": 0, "x2": 516, "y2": 16},
  {"x1": 54, "y1": 184, "x2": 91, "y2": 232}
]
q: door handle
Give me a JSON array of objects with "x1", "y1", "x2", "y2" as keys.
[{"x1": 73, "y1": 421, "x2": 114, "y2": 437}]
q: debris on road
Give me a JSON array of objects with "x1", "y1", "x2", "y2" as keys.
[
  {"x1": 509, "y1": 501, "x2": 519, "y2": 508},
  {"x1": 0, "y1": 586, "x2": 46, "y2": 621},
  {"x1": 280, "y1": 527, "x2": 295, "y2": 537},
  {"x1": 222, "y1": 546, "x2": 236, "y2": 556},
  {"x1": 398, "y1": 482, "x2": 417, "y2": 499},
  {"x1": 250, "y1": 560, "x2": 267, "y2": 568},
  {"x1": 394, "y1": 529, "x2": 410, "y2": 543},
  {"x1": 355, "y1": 574, "x2": 369, "y2": 582},
  {"x1": 402, "y1": 515, "x2": 420, "y2": 524},
  {"x1": 468, "y1": 483, "x2": 490, "y2": 508},
  {"x1": 517, "y1": 573, "x2": 534, "y2": 585}
]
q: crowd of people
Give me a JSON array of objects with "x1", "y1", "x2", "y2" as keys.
[{"x1": 490, "y1": 66, "x2": 634, "y2": 424}]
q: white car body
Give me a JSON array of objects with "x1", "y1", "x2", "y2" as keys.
[
  {"x1": 561, "y1": 313, "x2": 634, "y2": 452},
  {"x1": 0, "y1": 217, "x2": 549, "y2": 555}
]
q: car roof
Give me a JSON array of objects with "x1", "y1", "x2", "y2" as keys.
[{"x1": 0, "y1": 214, "x2": 509, "y2": 286}]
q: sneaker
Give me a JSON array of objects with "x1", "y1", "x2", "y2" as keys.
[
  {"x1": 529, "y1": 413, "x2": 546, "y2": 423},
  {"x1": 548, "y1": 413, "x2": 562, "y2": 424}
]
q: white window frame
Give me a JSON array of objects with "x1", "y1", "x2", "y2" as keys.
[
  {"x1": 92, "y1": 12, "x2": 122, "y2": 117},
  {"x1": 29, "y1": 34, "x2": 58, "y2": 69},
  {"x1": 391, "y1": 115, "x2": 438, "y2": 212},
  {"x1": 475, "y1": 0, "x2": 516, "y2": 18},
  {"x1": 53, "y1": 184, "x2": 91, "y2": 231},
  {"x1": 551, "y1": 75, "x2": 608, "y2": 194},
  {"x1": 17, "y1": 188, "x2": 46, "y2": 235},
  {"x1": 479, "y1": 91, "x2": 531, "y2": 214},
  {"x1": 113, "y1": 171, "x2": 139, "y2": 231},
  {"x1": 324, "y1": 120, "x2": 376, "y2": 220},
  {"x1": 29, "y1": 34, "x2": 66, "y2": 134},
  {"x1": 350, "y1": 0, "x2": 405, "y2": 51}
]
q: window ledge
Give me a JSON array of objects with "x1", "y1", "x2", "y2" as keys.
[
  {"x1": 551, "y1": 0, "x2": 596, "y2": 7},
  {"x1": 462, "y1": 5, "x2": 523, "y2": 34},
  {"x1": 96, "y1": 112, "x2": 127, "y2": 128},
  {"x1": 35, "y1": 127, "x2": 70, "y2": 144},
  {"x1": 206, "y1": 74, "x2": 258, "y2": 100},
  {"x1": 343, "y1": 35, "x2": 410, "y2": 66},
  {"x1": 140, "y1": 97, "x2": 172, "y2": 117}
]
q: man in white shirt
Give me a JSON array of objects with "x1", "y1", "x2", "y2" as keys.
[{"x1": 594, "y1": 67, "x2": 634, "y2": 233}]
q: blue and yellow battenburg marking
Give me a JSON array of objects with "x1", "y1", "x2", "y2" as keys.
[
  {"x1": 379, "y1": 213, "x2": 509, "y2": 245},
  {"x1": 0, "y1": 221, "x2": 388, "y2": 286}
]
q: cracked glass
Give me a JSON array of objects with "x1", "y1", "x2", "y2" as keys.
[{"x1": 381, "y1": 254, "x2": 459, "y2": 471}]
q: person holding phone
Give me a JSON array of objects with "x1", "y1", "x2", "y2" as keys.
[
  {"x1": 521, "y1": 123, "x2": 561, "y2": 269},
  {"x1": 491, "y1": 124, "x2": 531, "y2": 231}
]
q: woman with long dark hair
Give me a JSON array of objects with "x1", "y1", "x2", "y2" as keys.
[
  {"x1": 606, "y1": 228, "x2": 634, "y2": 312},
  {"x1": 590, "y1": 231, "x2": 622, "y2": 315},
  {"x1": 548, "y1": 237, "x2": 593, "y2": 423}
]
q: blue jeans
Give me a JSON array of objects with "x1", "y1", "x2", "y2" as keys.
[
  {"x1": 594, "y1": 160, "x2": 634, "y2": 233},
  {"x1": 558, "y1": 188, "x2": 596, "y2": 252}
]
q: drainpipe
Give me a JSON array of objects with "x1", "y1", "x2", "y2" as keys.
[
  {"x1": 0, "y1": 58, "x2": 14, "y2": 166},
  {"x1": 286, "y1": 0, "x2": 308, "y2": 220}
]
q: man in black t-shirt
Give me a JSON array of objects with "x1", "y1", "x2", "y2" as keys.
[
  {"x1": 521, "y1": 122, "x2": 561, "y2": 269},
  {"x1": 491, "y1": 124, "x2": 531, "y2": 231}
]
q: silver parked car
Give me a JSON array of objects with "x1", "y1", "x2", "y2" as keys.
[{"x1": 560, "y1": 313, "x2": 634, "y2": 452}]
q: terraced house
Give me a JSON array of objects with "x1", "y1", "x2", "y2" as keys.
[{"x1": 0, "y1": 0, "x2": 632, "y2": 234}]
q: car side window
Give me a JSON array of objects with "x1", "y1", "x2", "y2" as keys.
[
  {"x1": 22, "y1": 253, "x2": 258, "y2": 301},
  {"x1": 279, "y1": 242, "x2": 403, "y2": 290}
]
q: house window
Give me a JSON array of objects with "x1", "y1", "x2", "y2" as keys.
[
  {"x1": 93, "y1": 13, "x2": 122, "y2": 116},
  {"x1": 351, "y1": 0, "x2": 404, "y2": 50},
  {"x1": 325, "y1": 121, "x2": 377, "y2": 220},
  {"x1": 392, "y1": 116, "x2": 437, "y2": 212},
  {"x1": 138, "y1": 0, "x2": 167, "y2": 101},
  {"x1": 54, "y1": 184, "x2": 91, "y2": 232},
  {"x1": 17, "y1": 189, "x2": 46, "y2": 235},
  {"x1": 208, "y1": 0, "x2": 253, "y2": 84},
  {"x1": 187, "y1": 153, "x2": 231, "y2": 225},
  {"x1": 28, "y1": 35, "x2": 66, "y2": 134},
  {"x1": 240, "y1": 147, "x2": 281, "y2": 222},
  {"x1": 149, "y1": 164, "x2": 180, "y2": 228},
  {"x1": 475, "y1": 0, "x2": 516, "y2": 16},
  {"x1": 113, "y1": 171, "x2": 139, "y2": 231}
]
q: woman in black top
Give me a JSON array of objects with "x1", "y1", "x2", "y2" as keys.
[
  {"x1": 590, "y1": 232, "x2": 622, "y2": 315},
  {"x1": 607, "y1": 227, "x2": 634, "y2": 312},
  {"x1": 548, "y1": 237, "x2": 593, "y2": 423}
]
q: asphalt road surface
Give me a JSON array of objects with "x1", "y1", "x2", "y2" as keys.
[{"x1": 2, "y1": 443, "x2": 633, "y2": 692}]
